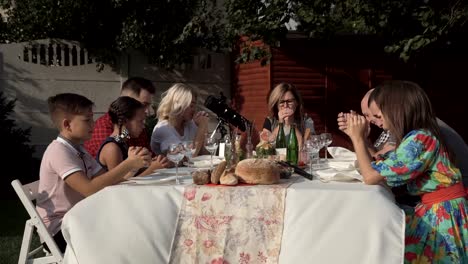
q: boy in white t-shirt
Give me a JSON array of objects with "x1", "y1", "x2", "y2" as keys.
[{"x1": 36, "y1": 93, "x2": 151, "y2": 252}]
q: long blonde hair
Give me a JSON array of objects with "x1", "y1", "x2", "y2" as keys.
[{"x1": 156, "y1": 83, "x2": 196, "y2": 124}]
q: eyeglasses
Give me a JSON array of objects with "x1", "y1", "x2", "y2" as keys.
[{"x1": 278, "y1": 99, "x2": 296, "y2": 106}]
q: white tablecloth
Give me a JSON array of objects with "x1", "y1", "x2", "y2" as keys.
[{"x1": 62, "y1": 177, "x2": 404, "y2": 264}]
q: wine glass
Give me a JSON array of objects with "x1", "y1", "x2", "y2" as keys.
[
  {"x1": 205, "y1": 136, "x2": 219, "y2": 170},
  {"x1": 167, "y1": 143, "x2": 185, "y2": 184},
  {"x1": 320, "y1": 133, "x2": 333, "y2": 161},
  {"x1": 182, "y1": 140, "x2": 196, "y2": 161},
  {"x1": 305, "y1": 135, "x2": 321, "y2": 173}
]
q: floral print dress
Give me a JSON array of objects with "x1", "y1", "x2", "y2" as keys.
[{"x1": 372, "y1": 130, "x2": 468, "y2": 264}]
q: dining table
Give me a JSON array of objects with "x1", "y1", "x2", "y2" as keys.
[{"x1": 61, "y1": 167, "x2": 405, "y2": 264}]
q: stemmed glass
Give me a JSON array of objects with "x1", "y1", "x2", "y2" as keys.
[
  {"x1": 205, "y1": 135, "x2": 219, "y2": 170},
  {"x1": 182, "y1": 140, "x2": 196, "y2": 161},
  {"x1": 320, "y1": 133, "x2": 333, "y2": 161},
  {"x1": 167, "y1": 143, "x2": 185, "y2": 184},
  {"x1": 305, "y1": 135, "x2": 321, "y2": 173}
]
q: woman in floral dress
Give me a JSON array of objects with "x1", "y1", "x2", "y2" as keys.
[{"x1": 344, "y1": 80, "x2": 468, "y2": 263}]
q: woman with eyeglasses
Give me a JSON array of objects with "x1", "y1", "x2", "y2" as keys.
[{"x1": 261, "y1": 83, "x2": 315, "y2": 144}]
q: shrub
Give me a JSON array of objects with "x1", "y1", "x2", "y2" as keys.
[{"x1": 0, "y1": 91, "x2": 38, "y2": 198}]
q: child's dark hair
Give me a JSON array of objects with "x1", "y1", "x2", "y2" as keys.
[
  {"x1": 47, "y1": 93, "x2": 94, "y2": 128},
  {"x1": 108, "y1": 96, "x2": 145, "y2": 128},
  {"x1": 121, "y1": 77, "x2": 155, "y2": 95}
]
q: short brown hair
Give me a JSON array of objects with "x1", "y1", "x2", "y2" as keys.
[
  {"x1": 121, "y1": 77, "x2": 155, "y2": 95},
  {"x1": 47, "y1": 93, "x2": 94, "y2": 129}
]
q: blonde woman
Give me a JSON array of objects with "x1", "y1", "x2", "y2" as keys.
[{"x1": 150, "y1": 83, "x2": 209, "y2": 155}]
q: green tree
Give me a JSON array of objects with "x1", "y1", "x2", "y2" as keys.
[
  {"x1": 291, "y1": 0, "x2": 468, "y2": 61},
  {"x1": 1, "y1": 0, "x2": 466, "y2": 64},
  {"x1": 0, "y1": 0, "x2": 220, "y2": 68}
]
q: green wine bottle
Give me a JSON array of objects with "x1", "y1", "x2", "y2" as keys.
[
  {"x1": 275, "y1": 122, "x2": 286, "y2": 148},
  {"x1": 287, "y1": 124, "x2": 298, "y2": 165}
]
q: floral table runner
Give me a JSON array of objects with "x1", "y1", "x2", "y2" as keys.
[{"x1": 169, "y1": 179, "x2": 295, "y2": 264}]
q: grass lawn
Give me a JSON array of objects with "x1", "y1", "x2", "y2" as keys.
[{"x1": 0, "y1": 199, "x2": 40, "y2": 264}]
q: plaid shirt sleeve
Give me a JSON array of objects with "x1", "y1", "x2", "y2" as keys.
[{"x1": 84, "y1": 113, "x2": 113, "y2": 158}]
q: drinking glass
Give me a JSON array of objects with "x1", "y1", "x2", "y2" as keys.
[
  {"x1": 305, "y1": 135, "x2": 321, "y2": 173},
  {"x1": 205, "y1": 136, "x2": 219, "y2": 170},
  {"x1": 167, "y1": 143, "x2": 185, "y2": 184},
  {"x1": 320, "y1": 133, "x2": 333, "y2": 160},
  {"x1": 182, "y1": 140, "x2": 196, "y2": 161}
]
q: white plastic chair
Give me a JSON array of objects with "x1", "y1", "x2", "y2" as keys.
[{"x1": 11, "y1": 179, "x2": 63, "y2": 264}]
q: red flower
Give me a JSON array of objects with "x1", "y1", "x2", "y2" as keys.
[
  {"x1": 409, "y1": 170, "x2": 420, "y2": 180},
  {"x1": 436, "y1": 206, "x2": 450, "y2": 223},
  {"x1": 436, "y1": 161, "x2": 450, "y2": 175},
  {"x1": 257, "y1": 252, "x2": 267, "y2": 263},
  {"x1": 448, "y1": 227, "x2": 454, "y2": 236},
  {"x1": 184, "y1": 188, "x2": 197, "y2": 201},
  {"x1": 184, "y1": 239, "x2": 193, "y2": 247},
  {"x1": 211, "y1": 257, "x2": 229, "y2": 264},
  {"x1": 405, "y1": 236, "x2": 420, "y2": 245},
  {"x1": 204, "y1": 240, "x2": 214, "y2": 248},
  {"x1": 390, "y1": 166, "x2": 409, "y2": 175},
  {"x1": 201, "y1": 192, "x2": 212, "y2": 201},
  {"x1": 405, "y1": 252, "x2": 418, "y2": 261},
  {"x1": 415, "y1": 134, "x2": 436, "y2": 151},
  {"x1": 239, "y1": 252, "x2": 251, "y2": 264},
  {"x1": 423, "y1": 246, "x2": 434, "y2": 259}
]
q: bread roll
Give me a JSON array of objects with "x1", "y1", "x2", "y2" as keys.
[
  {"x1": 220, "y1": 169, "x2": 238, "y2": 185},
  {"x1": 235, "y1": 159, "x2": 280, "y2": 184},
  {"x1": 192, "y1": 170, "x2": 211, "y2": 185},
  {"x1": 211, "y1": 160, "x2": 227, "y2": 184}
]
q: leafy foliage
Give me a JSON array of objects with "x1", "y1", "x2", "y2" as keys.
[
  {"x1": 0, "y1": 0, "x2": 467, "y2": 65},
  {"x1": 292, "y1": 0, "x2": 468, "y2": 61},
  {"x1": 1, "y1": 0, "x2": 213, "y2": 68},
  {"x1": 223, "y1": 0, "x2": 468, "y2": 62},
  {"x1": 0, "y1": 91, "x2": 37, "y2": 198}
]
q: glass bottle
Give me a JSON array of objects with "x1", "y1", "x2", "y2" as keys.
[
  {"x1": 235, "y1": 133, "x2": 244, "y2": 161},
  {"x1": 275, "y1": 122, "x2": 286, "y2": 148},
  {"x1": 245, "y1": 138, "x2": 253, "y2": 159},
  {"x1": 224, "y1": 135, "x2": 232, "y2": 167},
  {"x1": 287, "y1": 124, "x2": 298, "y2": 165},
  {"x1": 275, "y1": 122, "x2": 287, "y2": 160}
]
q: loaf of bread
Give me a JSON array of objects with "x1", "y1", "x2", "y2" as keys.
[
  {"x1": 211, "y1": 160, "x2": 227, "y2": 184},
  {"x1": 220, "y1": 168, "x2": 238, "y2": 185},
  {"x1": 192, "y1": 170, "x2": 211, "y2": 185},
  {"x1": 235, "y1": 159, "x2": 280, "y2": 184}
]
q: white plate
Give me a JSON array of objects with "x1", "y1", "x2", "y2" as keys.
[
  {"x1": 153, "y1": 167, "x2": 195, "y2": 175},
  {"x1": 189, "y1": 155, "x2": 224, "y2": 168},
  {"x1": 128, "y1": 175, "x2": 177, "y2": 184},
  {"x1": 190, "y1": 155, "x2": 210, "y2": 161}
]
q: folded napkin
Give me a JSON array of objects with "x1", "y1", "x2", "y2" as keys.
[
  {"x1": 327, "y1": 146, "x2": 357, "y2": 160},
  {"x1": 313, "y1": 147, "x2": 362, "y2": 182},
  {"x1": 191, "y1": 158, "x2": 223, "y2": 168},
  {"x1": 313, "y1": 168, "x2": 363, "y2": 182}
]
